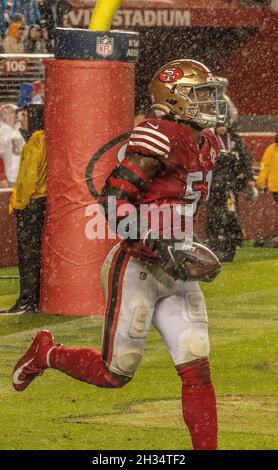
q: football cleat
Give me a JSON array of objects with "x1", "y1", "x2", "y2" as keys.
[{"x1": 12, "y1": 330, "x2": 55, "y2": 392}]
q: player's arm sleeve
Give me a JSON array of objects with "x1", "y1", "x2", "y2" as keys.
[
  {"x1": 256, "y1": 147, "x2": 272, "y2": 187},
  {"x1": 99, "y1": 154, "x2": 164, "y2": 221}
]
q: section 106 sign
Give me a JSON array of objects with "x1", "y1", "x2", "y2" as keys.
[{"x1": 2, "y1": 60, "x2": 28, "y2": 74}]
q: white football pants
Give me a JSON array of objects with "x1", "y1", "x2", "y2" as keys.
[{"x1": 101, "y1": 243, "x2": 210, "y2": 378}]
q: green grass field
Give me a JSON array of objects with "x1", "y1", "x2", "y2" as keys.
[{"x1": 0, "y1": 242, "x2": 277, "y2": 450}]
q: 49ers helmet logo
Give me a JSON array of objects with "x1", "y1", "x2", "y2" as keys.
[{"x1": 159, "y1": 67, "x2": 184, "y2": 83}]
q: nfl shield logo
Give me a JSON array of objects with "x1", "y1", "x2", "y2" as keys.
[{"x1": 96, "y1": 36, "x2": 114, "y2": 57}]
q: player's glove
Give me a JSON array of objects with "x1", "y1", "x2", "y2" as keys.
[{"x1": 143, "y1": 231, "x2": 221, "y2": 283}]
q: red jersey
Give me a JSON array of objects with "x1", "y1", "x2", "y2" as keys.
[
  {"x1": 100, "y1": 118, "x2": 220, "y2": 260},
  {"x1": 126, "y1": 118, "x2": 219, "y2": 215}
]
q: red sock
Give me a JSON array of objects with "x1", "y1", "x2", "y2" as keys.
[
  {"x1": 48, "y1": 346, "x2": 124, "y2": 388},
  {"x1": 178, "y1": 359, "x2": 218, "y2": 450}
]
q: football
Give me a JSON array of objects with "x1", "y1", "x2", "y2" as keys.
[{"x1": 181, "y1": 242, "x2": 221, "y2": 282}]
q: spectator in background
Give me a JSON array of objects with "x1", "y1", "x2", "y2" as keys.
[
  {"x1": 2, "y1": 10, "x2": 27, "y2": 42},
  {"x1": 10, "y1": 13, "x2": 27, "y2": 40},
  {"x1": 256, "y1": 133, "x2": 278, "y2": 202},
  {"x1": 10, "y1": 12, "x2": 26, "y2": 29},
  {"x1": 38, "y1": 1, "x2": 71, "y2": 39},
  {"x1": 0, "y1": 104, "x2": 46, "y2": 315},
  {"x1": 16, "y1": 107, "x2": 29, "y2": 140},
  {"x1": 32, "y1": 80, "x2": 44, "y2": 103},
  {"x1": 3, "y1": 22, "x2": 25, "y2": 53},
  {"x1": 254, "y1": 133, "x2": 278, "y2": 248},
  {"x1": 16, "y1": 81, "x2": 34, "y2": 107},
  {"x1": 16, "y1": 81, "x2": 44, "y2": 137},
  {"x1": 39, "y1": 19, "x2": 53, "y2": 53},
  {"x1": 206, "y1": 123, "x2": 257, "y2": 262},
  {"x1": 0, "y1": 104, "x2": 25, "y2": 187},
  {"x1": 24, "y1": 24, "x2": 48, "y2": 53},
  {"x1": 6, "y1": 0, "x2": 40, "y2": 26}
]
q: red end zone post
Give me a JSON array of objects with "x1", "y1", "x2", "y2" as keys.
[{"x1": 40, "y1": 29, "x2": 139, "y2": 316}]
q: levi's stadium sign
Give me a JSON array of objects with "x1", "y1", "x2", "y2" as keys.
[
  {"x1": 66, "y1": 8, "x2": 191, "y2": 28},
  {"x1": 66, "y1": 0, "x2": 264, "y2": 28}
]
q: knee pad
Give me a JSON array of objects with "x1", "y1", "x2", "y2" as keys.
[
  {"x1": 178, "y1": 328, "x2": 210, "y2": 364},
  {"x1": 184, "y1": 291, "x2": 208, "y2": 323},
  {"x1": 108, "y1": 305, "x2": 153, "y2": 377},
  {"x1": 110, "y1": 347, "x2": 143, "y2": 377},
  {"x1": 129, "y1": 306, "x2": 152, "y2": 339},
  {"x1": 117, "y1": 348, "x2": 143, "y2": 375}
]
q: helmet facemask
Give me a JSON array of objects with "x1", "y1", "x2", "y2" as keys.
[{"x1": 179, "y1": 82, "x2": 227, "y2": 128}]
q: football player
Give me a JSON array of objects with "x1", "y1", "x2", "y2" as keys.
[{"x1": 12, "y1": 60, "x2": 226, "y2": 450}]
